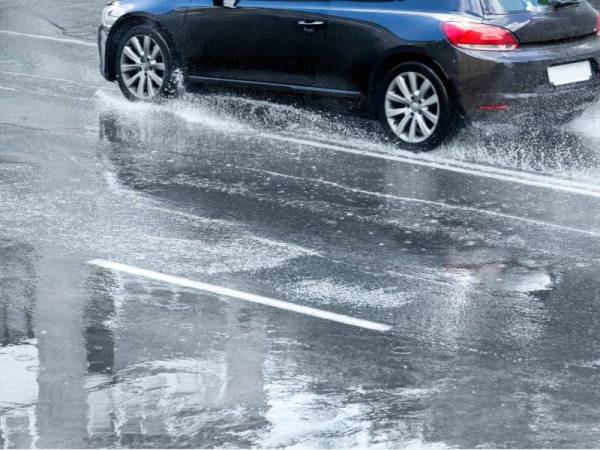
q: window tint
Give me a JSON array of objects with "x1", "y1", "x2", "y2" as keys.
[
  {"x1": 389, "y1": 0, "x2": 462, "y2": 10},
  {"x1": 483, "y1": 0, "x2": 580, "y2": 13},
  {"x1": 336, "y1": 0, "x2": 464, "y2": 11}
]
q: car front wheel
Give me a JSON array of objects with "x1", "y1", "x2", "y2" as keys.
[
  {"x1": 378, "y1": 62, "x2": 454, "y2": 151},
  {"x1": 115, "y1": 24, "x2": 179, "y2": 102}
]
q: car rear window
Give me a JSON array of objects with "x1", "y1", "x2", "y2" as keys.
[{"x1": 482, "y1": 0, "x2": 580, "y2": 13}]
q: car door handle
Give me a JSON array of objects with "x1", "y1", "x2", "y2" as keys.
[{"x1": 298, "y1": 20, "x2": 325, "y2": 32}]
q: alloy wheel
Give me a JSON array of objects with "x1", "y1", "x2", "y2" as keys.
[
  {"x1": 120, "y1": 35, "x2": 166, "y2": 99},
  {"x1": 385, "y1": 71, "x2": 440, "y2": 144}
]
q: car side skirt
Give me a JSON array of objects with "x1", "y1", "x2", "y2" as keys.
[{"x1": 187, "y1": 75, "x2": 363, "y2": 98}]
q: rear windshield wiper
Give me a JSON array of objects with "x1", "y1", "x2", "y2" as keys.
[{"x1": 550, "y1": 0, "x2": 579, "y2": 8}]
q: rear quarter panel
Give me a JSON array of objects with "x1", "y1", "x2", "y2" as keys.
[{"x1": 317, "y1": 3, "x2": 480, "y2": 93}]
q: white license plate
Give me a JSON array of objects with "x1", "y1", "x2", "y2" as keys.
[{"x1": 548, "y1": 61, "x2": 592, "y2": 87}]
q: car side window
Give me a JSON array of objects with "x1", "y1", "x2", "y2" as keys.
[{"x1": 330, "y1": 0, "x2": 464, "y2": 11}]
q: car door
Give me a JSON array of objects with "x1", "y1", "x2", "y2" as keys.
[
  {"x1": 184, "y1": 0, "x2": 329, "y2": 87},
  {"x1": 315, "y1": 0, "x2": 403, "y2": 94}
]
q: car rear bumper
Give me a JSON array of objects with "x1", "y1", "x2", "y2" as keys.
[
  {"x1": 466, "y1": 84, "x2": 599, "y2": 124},
  {"x1": 452, "y1": 34, "x2": 600, "y2": 122},
  {"x1": 98, "y1": 25, "x2": 112, "y2": 81}
]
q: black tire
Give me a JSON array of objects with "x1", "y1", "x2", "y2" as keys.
[
  {"x1": 115, "y1": 24, "x2": 180, "y2": 102},
  {"x1": 376, "y1": 62, "x2": 456, "y2": 152}
]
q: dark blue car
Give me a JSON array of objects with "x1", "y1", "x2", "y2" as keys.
[{"x1": 99, "y1": 0, "x2": 600, "y2": 150}]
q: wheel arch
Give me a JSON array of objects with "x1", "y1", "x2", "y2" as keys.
[
  {"x1": 368, "y1": 50, "x2": 458, "y2": 117},
  {"x1": 105, "y1": 13, "x2": 181, "y2": 81}
]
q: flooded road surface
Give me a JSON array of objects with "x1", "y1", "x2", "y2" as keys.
[{"x1": 4, "y1": 0, "x2": 600, "y2": 447}]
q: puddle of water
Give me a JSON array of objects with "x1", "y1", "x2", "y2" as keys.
[{"x1": 95, "y1": 86, "x2": 600, "y2": 184}]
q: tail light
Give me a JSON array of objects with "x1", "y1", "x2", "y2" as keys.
[
  {"x1": 596, "y1": 13, "x2": 600, "y2": 36},
  {"x1": 477, "y1": 104, "x2": 509, "y2": 112},
  {"x1": 442, "y1": 22, "x2": 519, "y2": 51}
]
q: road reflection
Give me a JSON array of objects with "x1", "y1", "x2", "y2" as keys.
[
  {"x1": 83, "y1": 269, "x2": 268, "y2": 447},
  {"x1": 0, "y1": 239, "x2": 268, "y2": 448},
  {"x1": 4, "y1": 99, "x2": 600, "y2": 448},
  {"x1": 0, "y1": 240, "x2": 37, "y2": 449}
]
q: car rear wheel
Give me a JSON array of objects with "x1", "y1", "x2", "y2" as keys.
[
  {"x1": 115, "y1": 24, "x2": 179, "y2": 102},
  {"x1": 377, "y1": 62, "x2": 453, "y2": 151}
]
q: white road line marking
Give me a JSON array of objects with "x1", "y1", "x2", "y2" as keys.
[
  {"x1": 257, "y1": 132, "x2": 600, "y2": 199},
  {"x1": 247, "y1": 167, "x2": 600, "y2": 238},
  {"x1": 280, "y1": 133, "x2": 591, "y2": 188},
  {"x1": 87, "y1": 259, "x2": 392, "y2": 332},
  {"x1": 0, "y1": 70, "x2": 90, "y2": 87},
  {"x1": 0, "y1": 29, "x2": 96, "y2": 47},
  {"x1": 0, "y1": 84, "x2": 93, "y2": 101},
  {"x1": 0, "y1": 71, "x2": 120, "y2": 93}
]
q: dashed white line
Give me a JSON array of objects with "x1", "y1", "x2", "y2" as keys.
[
  {"x1": 87, "y1": 259, "x2": 392, "y2": 332},
  {"x1": 0, "y1": 29, "x2": 96, "y2": 47}
]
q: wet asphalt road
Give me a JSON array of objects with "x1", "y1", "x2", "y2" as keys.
[{"x1": 4, "y1": 1, "x2": 600, "y2": 448}]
